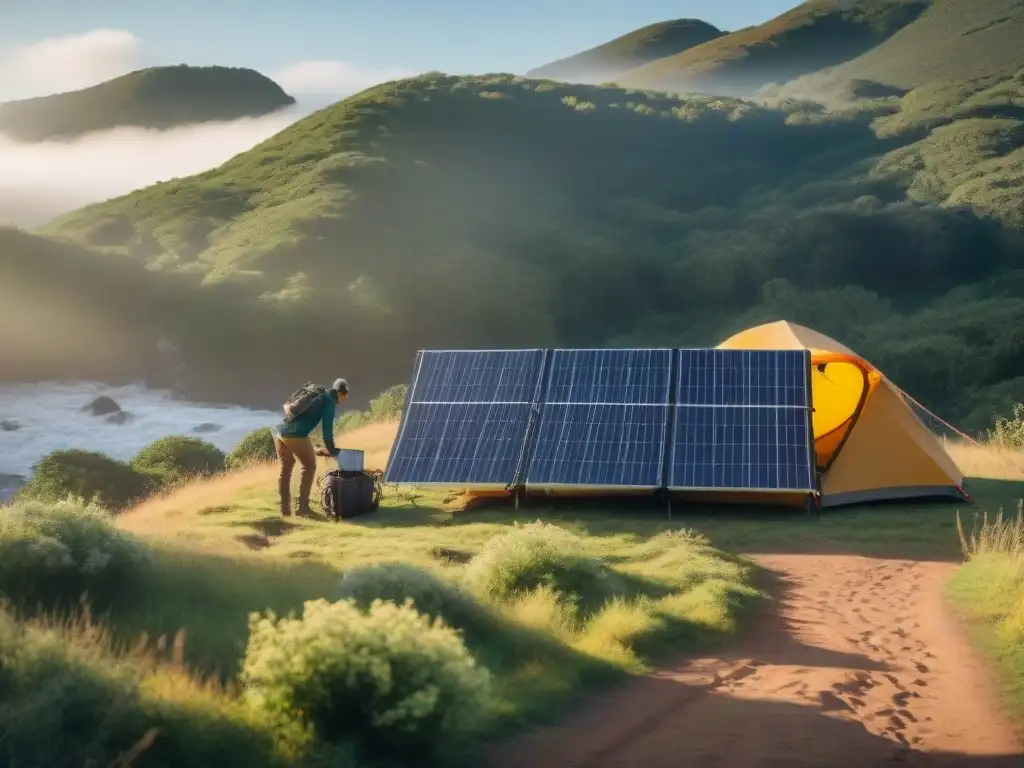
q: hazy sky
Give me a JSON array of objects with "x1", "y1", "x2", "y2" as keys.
[{"x1": 0, "y1": 0, "x2": 796, "y2": 101}]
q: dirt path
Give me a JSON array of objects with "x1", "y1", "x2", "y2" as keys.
[{"x1": 488, "y1": 555, "x2": 1023, "y2": 767}]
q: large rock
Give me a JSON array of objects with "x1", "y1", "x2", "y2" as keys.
[
  {"x1": 105, "y1": 411, "x2": 135, "y2": 425},
  {"x1": 0, "y1": 419, "x2": 20, "y2": 431},
  {"x1": 192, "y1": 422, "x2": 222, "y2": 434},
  {"x1": 82, "y1": 396, "x2": 121, "y2": 416}
]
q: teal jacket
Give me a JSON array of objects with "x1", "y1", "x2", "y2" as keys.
[{"x1": 274, "y1": 390, "x2": 337, "y2": 451}]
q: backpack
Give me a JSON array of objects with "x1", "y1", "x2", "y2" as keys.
[
  {"x1": 318, "y1": 469, "x2": 383, "y2": 521},
  {"x1": 282, "y1": 382, "x2": 327, "y2": 423}
]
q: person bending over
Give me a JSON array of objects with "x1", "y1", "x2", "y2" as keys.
[{"x1": 272, "y1": 378, "x2": 349, "y2": 517}]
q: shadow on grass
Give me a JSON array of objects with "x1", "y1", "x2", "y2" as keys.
[
  {"x1": 102, "y1": 545, "x2": 343, "y2": 681},
  {"x1": 360, "y1": 477, "x2": 1024, "y2": 563}
]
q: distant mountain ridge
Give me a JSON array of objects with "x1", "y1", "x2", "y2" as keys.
[
  {"x1": 0, "y1": 65, "x2": 295, "y2": 142},
  {"x1": 529, "y1": 0, "x2": 1024, "y2": 101},
  {"x1": 526, "y1": 19, "x2": 725, "y2": 84},
  {"x1": 617, "y1": 0, "x2": 929, "y2": 94},
  {"x1": 772, "y1": 0, "x2": 1024, "y2": 100}
]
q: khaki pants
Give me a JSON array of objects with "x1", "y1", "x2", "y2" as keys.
[{"x1": 273, "y1": 435, "x2": 317, "y2": 516}]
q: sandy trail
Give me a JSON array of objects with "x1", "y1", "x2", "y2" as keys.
[{"x1": 488, "y1": 555, "x2": 1023, "y2": 767}]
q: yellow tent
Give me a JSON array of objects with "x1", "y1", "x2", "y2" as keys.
[{"x1": 718, "y1": 320, "x2": 965, "y2": 508}]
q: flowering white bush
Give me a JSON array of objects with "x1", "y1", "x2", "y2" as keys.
[
  {"x1": 240, "y1": 597, "x2": 492, "y2": 762},
  {"x1": 0, "y1": 498, "x2": 150, "y2": 611}
]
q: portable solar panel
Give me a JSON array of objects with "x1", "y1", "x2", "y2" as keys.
[
  {"x1": 667, "y1": 349, "x2": 816, "y2": 492},
  {"x1": 524, "y1": 349, "x2": 673, "y2": 489},
  {"x1": 383, "y1": 349, "x2": 545, "y2": 487}
]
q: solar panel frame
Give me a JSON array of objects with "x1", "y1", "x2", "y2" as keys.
[
  {"x1": 523, "y1": 348, "x2": 673, "y2": 491},
  {"x1": 666, "y1": 348, "x2": 817, "y2": 494},
  {"x1": 383, "y1": 349, "x2": 547, "y2": 488}
]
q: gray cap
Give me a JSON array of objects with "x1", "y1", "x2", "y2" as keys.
[{"x1": 331, "y1": 378, "x2": 349, "y2": 394}]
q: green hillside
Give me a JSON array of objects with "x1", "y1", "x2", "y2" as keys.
[
  {"x1": 0, "y1": 65, "x2": 295, "y2": 142},
  {"x1": 773, "y1": 0, "x2": 1024, "y2": 100},
  {"x1": 23, "y1": 70, "x2": 1024, "y2": 430},
  {"x1": 616, "y1": 0, "x2": 928, "y2": 95},
  {"x1": 526, "y1": 19, "x2": 725, "y2": 84}
]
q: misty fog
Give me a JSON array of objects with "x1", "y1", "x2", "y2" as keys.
[{"x1": 0, "y1": 105, "x2": 315, "y2": 228}]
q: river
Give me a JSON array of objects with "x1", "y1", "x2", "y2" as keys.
[{"x1": 0, "y1": 380, "x2": 279, "y2": 503}]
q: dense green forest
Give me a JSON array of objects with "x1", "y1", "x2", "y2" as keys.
[
  {"x1": 7, "y1": 67, "x2": 1018, "y2": 431},
  {"x1": 0, "y1": 65, "x2": 295, "y2": 142}
]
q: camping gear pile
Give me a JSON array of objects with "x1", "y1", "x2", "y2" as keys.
[{"x1": 319, "y1": 467, "x2": 383, "y2": 520}]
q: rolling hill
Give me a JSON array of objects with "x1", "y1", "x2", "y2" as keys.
[
  {"x1": 526, "y1": 19, "x2": 725, "y2": 84},
  {"x1": 772, "y1": 0, "x2": 1024, "y2": 100},
  {"x1": 0, "y1": 65, "x2": 295, "y2": 142},
  {"x1": 602, "y1": 0, "x2": 929, "y2": 95},
  {"x1": 24, "y1": 68, "x2": 1024, "y2": 430}
]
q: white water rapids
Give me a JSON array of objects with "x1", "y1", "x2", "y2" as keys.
[{"x1": 0, "y1": 380, "x2": 279, "y2": 502}]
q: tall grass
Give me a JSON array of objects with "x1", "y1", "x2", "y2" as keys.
[
  {"x1": 956, "y1": 501, "x2": 1024, "y2": 559},
  {"x1": 948, "y1": 500, "x2": 1024, "y2": 724}
]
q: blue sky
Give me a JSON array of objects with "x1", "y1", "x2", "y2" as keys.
[{"x1": 2, "y1": 0, "x2": 795, "y2": 87}]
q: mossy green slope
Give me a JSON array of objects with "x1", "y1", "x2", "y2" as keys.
[
  {"x1": 775, "y1": 0, "x2": 1024, "y2": 99},
  {"x1": 616, "y1": 0, "x2": 928, "y2": 95},
  {"x1": 17, "y1": 69, "x2": 1024, "y2": 428},
  {"x1": 526, "y1": 19, "x2": 725, "y2": 84},
  {"x1": 0, "y1": 65, "x2": 295, "y2": 142}
]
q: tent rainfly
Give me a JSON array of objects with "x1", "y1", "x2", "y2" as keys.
[{"x1": 718, "y1": 320, "x2": 965, "y2": 508}]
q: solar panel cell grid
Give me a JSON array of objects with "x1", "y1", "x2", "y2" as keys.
[
  {"x1": 544, "y1": 348, "x2": 672, "y2": 405},
  {"x1": 411, "y1": 349, "x2": 545, "y2": 403},
  {"x1": 669, "y1": 404, "x2": 815, "y2": 491},
  {"x1": 526, "y1": 403, "x2": 667, "y2": 487},
  {"x1": 385, "y1": 402, "x2": 531, "y2": 485},
  {"x1": 676, "y1": 349, "x2": 809, "y2": 407},
  {"x1": 384, "y1": 349, "x2": 545, "y2": 486},
  {"x1": 524, "y1": 349, "x2": 672, "y2": 488}
]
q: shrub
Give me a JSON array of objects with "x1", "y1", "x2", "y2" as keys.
[
  {"x1": 988, "y1": 403, "x2": 1024, "y2": 449},
  {"x1": 14, "y1": 448, "x2": 153, "y2": 511},
  {"x1": 336, "y1": 410, "x2": 370, "y2": 434},
  {"x1": 132, "y1": 436, "x2": 226, "y2": 487},
  {"x1": 337, "y1": 562, "x2": 498, "y2": 646},
  {"x1": 0, "y1": 498, "x2": 151, "y2": 612},
  {"x1": 225, "y1": 426, "x2": 277, "y2": 470},
  {"x1": 463, "y1": 521, "x2": 625, "y2": 618},
  {"x1": 240, "y1": 597, "x2": 492, "y2": 764},
  {"x1": 335, "y1": 383, "x2": 407, "y2": 434},
  {"x1": 368, "y1": 384, "x2": 407, "y2": 422},
  {"x1": 0, "y1": 609, "x2": 294, "y2": 768}
]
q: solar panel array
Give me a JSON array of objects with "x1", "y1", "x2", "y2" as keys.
[{"x1": 384, "y1": 347, "x2": 817, "y2": 495}]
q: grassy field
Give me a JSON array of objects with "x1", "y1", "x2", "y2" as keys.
[
  {"x1": 113, "y1": 423, "x2": 1024, "y2": 706},
  {"x1": 111, "y1": 423, "x2": 760, "y2": 724},
  {"x1": 5, "y1": 420, "x2": 1024, "y2": 764}
]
